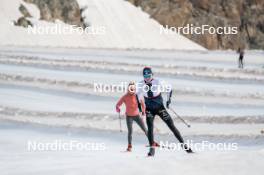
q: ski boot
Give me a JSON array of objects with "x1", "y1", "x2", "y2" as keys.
[
  {"x1": 153, "y1": 141, "x2": 160, "y2": 147},
  {"x1": 126, "y1": 144, "x2": 132, "y2": 152},
  {"x1": 147, "y1": 147, "x2": 155, "y2": 156}
]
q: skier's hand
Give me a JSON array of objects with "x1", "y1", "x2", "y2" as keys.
[
  {"x1": 141, "y1": 111, "x2": 145, "y2": 116},
  {"x1": 166, "y1": 99, "x2": 171, "y2": 109},
  {"x1": 116, "y1": 106, "x2": 121, "y2": 113}
]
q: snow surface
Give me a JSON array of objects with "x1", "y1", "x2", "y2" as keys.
[
  {"x1": 0, "y1": 0, "x2": 263, "y2": 174},
  {"x1": 0, "y1": 0, "x2": 205, "y2": 50},
  {"x1": 0, "y1": 46, "x2": 263, "y2": 126},
  {"x1": 0, "y1": 121, "x2": 264, "y2": 175},
  {"x1": 0, "y1": 46, "x2": 263, "y2": 175}
]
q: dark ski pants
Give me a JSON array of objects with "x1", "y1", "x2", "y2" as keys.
[
  {"x1": 238, "y1": 56, "x2": 244, "y2": 69},
  {"x1": 146, "y1": 106, "x2": 186, "y2": 147},
  {"x1": 126, "y1": 115, "x2": 147, "y2": 145}
]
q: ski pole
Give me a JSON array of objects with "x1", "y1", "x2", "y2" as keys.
[
  {"x1": 118, "y1": 112, "x2": 122, "y2": 132},
  {"x1": 169, "y1": 108, "x2": 191, "y2": 128}
]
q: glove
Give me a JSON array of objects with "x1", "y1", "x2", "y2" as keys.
[
  {"x1": 166, "y1": 99, "x2": 171, "y2": 109},
  {"x1": 141, "y1": 111, "x2": 145, "y2": 116},
  {"x1": 116, "y1": 106, "x2": 120, "y2": 113}
]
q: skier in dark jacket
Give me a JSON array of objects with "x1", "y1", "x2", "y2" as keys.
[
  {"x1": 237, "y1": 48, "x2": 245, "y2": 69},
  {"x1": 137, "y1": 67, "x2": 193, "y2": 156}
]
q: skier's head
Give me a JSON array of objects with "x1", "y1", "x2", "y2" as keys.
[
  {"x1": 127, "y1": 81, "x2": 136, "y2": 95},
  {"x1": 143, "y1": 67, "x2": 153, "y2": 83}
]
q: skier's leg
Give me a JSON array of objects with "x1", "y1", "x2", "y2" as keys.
[
  {"x1": 239, "y1": 58, "x2": 242, "y2": 68},
  {"x1": 239, "y1": 57, "x2": 243, "y2": 68},
  {"x1": 158, "y1": 108, "x2": 193, "y2": 153},
  {"x1": 158, "y1": 108, "x2": 184, "y2": 143},
  {"x1": 133, "y1": 115, "x2": 147, "y2": 135},
  {"x1": 146, "y1": 111, "x2": 155, "y2": 146},
  {"x1": 146, "y1": 111, "x2": 156, "y2": 156},
  {"x1": 126, "y1": 116, "x2": 133, "y2": 145}
]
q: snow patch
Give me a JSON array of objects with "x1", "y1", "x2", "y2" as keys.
[{"x1": 0, "y1": 0, "x2": 205, "y2": 50}]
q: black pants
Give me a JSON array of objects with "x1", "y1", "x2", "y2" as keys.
[
  {"x1": 239, "y1": 56, "x2": 244, "y2": 69},
  {"x1": 146, "y1": 105, "x2": 185, "y2": 146},
  {"x1": 126, "y1": 115, "x2": 147, "y2": 145}
]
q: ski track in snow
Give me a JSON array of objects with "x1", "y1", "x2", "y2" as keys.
[
  {"x1": 0, "y1": 121, "x2": 264, "y2": 175},
  {"x1": 0, "y1": 47, "x2": 264, "y2": 137},
  {"x1": 0, "y1": 0, "x2": 263, "y2": 173}
]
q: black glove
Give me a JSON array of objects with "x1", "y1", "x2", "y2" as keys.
[{"x1": 166, "y1": 99, "x2": 171, "y2": 109}]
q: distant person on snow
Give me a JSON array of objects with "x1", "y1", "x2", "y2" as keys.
[
  {"x1": 137, "y1": 67, "x2": 193, "y2": 156},
  {"x1": 116, "y1": 81, "x2": 149, "y2": 152},
  {"x1": 237, "y1": 48, "x2": 245, "y2": 69}
]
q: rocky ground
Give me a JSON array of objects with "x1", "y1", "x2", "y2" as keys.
[
  {"x1": 12, "y1": 0, "x2": 264, "y2": 50},
  {"x1": 14, "y1": 0, "x2": 85, "y2": 28},
  {"x1": 128, "y1": 0, "x2": 264, "y2": 50}
]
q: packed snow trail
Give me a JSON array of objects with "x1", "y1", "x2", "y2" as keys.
[
  {"x1": 0, "y1": 121, "x2": 264, "y2": 175},
  {"x1": 0, "y1": 47, "x2": 263, "y2": 174},
  {"x1": 0, "y1": 46, "x2": 264, "y2": 138}
]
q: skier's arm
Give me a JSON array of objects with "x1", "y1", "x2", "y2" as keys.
[
  {"x1": 166, "y1": 90, "x2": 172, "y2": 109},
  {"x1": 116, "y1": 96, "x2": 124, "y2": 113},
  {"x1": 136, "y1": 81, "x2": 144, "y2": 99},
  {"x1": 160, "y1": 80, "x2": 172, "y2": 108},
  {"x1": 139, "y1": 97, "x2": 146, "y2": 116}
]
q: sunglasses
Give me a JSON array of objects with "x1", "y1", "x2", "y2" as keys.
[{"x1": 143, "y1": 74, "x2": 152, "y2": 79}]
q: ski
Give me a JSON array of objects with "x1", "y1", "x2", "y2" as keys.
[{"x1": 145, "y1": 145, "x2": 173, "y2": 150}]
